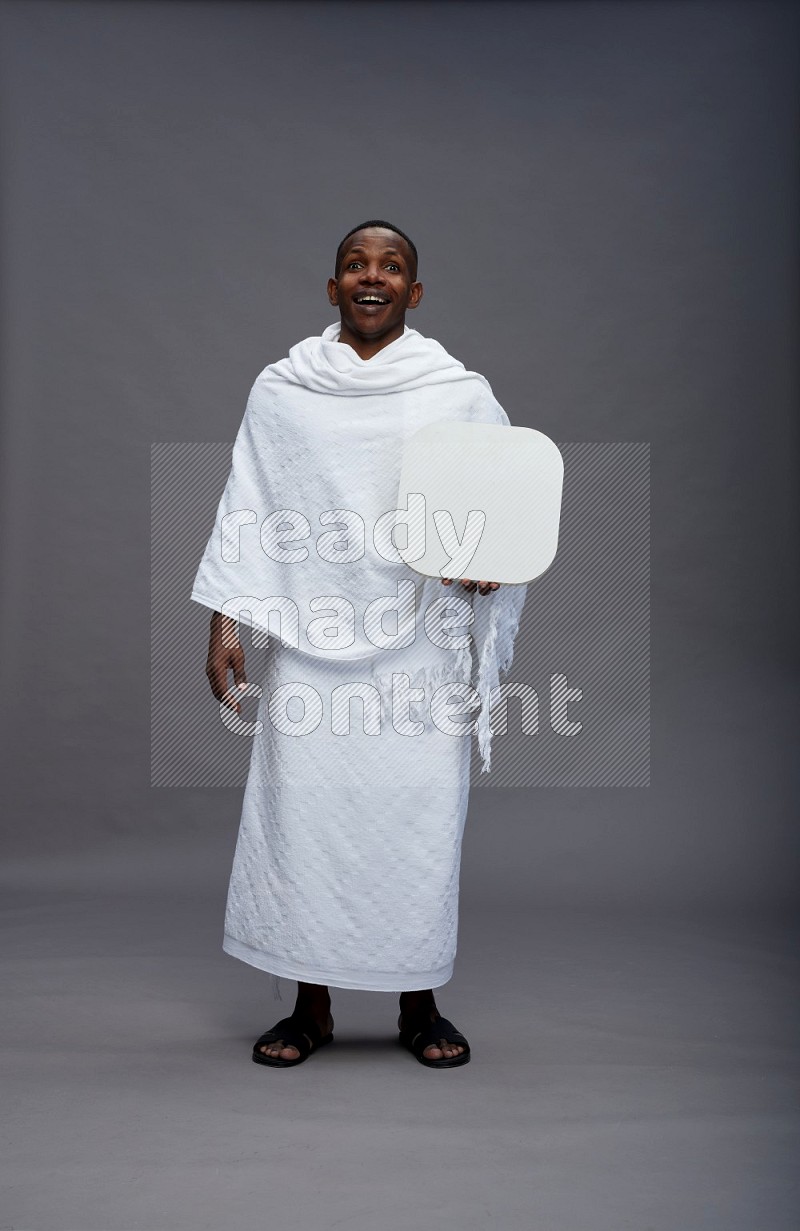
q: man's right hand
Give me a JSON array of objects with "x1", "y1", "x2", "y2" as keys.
[{"x1": 206, "y1": 611, "x2": 248, "y2": 715}]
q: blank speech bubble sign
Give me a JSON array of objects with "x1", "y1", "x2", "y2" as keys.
[{"x1": 395, "y1": 421, "x2": 564, "y2": 584}]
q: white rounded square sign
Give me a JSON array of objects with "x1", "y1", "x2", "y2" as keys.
[{"x1": 394, "y1": 421, "x2": 563, "y2": 584}]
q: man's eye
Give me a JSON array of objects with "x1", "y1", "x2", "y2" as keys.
[{"x1": 387, "y1": 264, "x2": 400, "y2": 272}]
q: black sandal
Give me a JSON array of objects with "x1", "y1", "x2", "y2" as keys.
[
  {"x1": 398, "y1": 1011, "x2": 471, "y2": 1069},
  {"x1": 252, "y1": 1013, "x2": 334, "y2": 1068}
]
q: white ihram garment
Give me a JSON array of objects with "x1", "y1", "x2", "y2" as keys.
[{"x1": 190, "y1": 322, "x2": 527, "y2": 992}]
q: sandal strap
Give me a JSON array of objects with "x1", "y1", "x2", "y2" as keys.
[
  {"x1": 401, "y1": 1014, "x2": 469, "y2": 1055},
  {"x1": 254, "y1": 1013, "x2": 324, "y2": 1057}
]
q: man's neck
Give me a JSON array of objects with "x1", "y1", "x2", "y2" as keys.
[{"x1": 337, "y1": 322, "x2": 405, "y2": 362}]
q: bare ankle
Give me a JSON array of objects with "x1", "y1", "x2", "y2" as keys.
[
  {"x1": 399, "y1": 989, "x2": 437, "y2": 1016},
  {"x1": 295, "y1": 981, "x2": 331, "y2": 1018}
]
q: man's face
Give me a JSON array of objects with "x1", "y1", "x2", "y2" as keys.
[{"x1": 328, "y1": 227, "x2": 423, "y2": 343}]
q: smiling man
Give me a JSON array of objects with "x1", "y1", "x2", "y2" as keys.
[
  {"x1": 192, "y1": 220, "x2": 528, "y2": 1070},
  {"x1": 329, "y1": 224, "x2": 423, "y2": 359}
]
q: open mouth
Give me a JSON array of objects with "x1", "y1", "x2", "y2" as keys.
[{"x1": 353, "y1": 295, "x2": 390, "y2": 309}]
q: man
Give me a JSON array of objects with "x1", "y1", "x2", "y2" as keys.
[{"x1": 194, "y1": 220, "x2": 526, "y2": 1068}]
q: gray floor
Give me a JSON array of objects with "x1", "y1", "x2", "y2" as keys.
[{"x1": 2, "y1": 841, "x2": 798, "y2": 1231}]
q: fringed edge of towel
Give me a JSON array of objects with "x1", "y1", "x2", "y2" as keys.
[
  {"x1": 472, "y1": 585, "x2": 526, "y2": 774},
  {"x1": 368, "y1": 641, "x2": 475, "y2": 731},
  {"x1": 353, "y1": 585, "x2": 525, "y2": 775}
]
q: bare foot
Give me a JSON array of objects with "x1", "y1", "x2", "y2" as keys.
[
  {"x1": 398, "y1": 995, "x2": 466, "y2": 1061},
  {"x1": 259, "y1": 1008, "x2": 333, "y2": 1061}
]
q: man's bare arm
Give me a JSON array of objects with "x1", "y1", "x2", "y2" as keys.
[{"x1": 205, "y1": 611, "x2": 248, "y2": 715}]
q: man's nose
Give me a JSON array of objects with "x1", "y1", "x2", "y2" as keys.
[{"x1": 360, "y1": 266, "x2": 386, "y2": 282}]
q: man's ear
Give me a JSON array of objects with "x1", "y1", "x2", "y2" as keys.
[
  {"x1": 327, "y1": 277, "x2": 338, "y2": 306},
  {"x1": 407, "y1": 282, "x2": 424, "y2": 309}
]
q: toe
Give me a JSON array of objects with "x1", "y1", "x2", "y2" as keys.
[
  {"x1": 433, "y1": 1038, "x2": 464, "y2": 1059},
  {"x1": 260, "y1": 1038, "x2": 300, "y2": 1060}
]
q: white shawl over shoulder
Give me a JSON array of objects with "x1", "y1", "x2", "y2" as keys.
[{"x1": 191, "y1": 322, "x2": 527, "y2": 771}]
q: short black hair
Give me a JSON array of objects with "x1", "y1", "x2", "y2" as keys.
[{"x1": 334, "y1": 219, "x2": 418, "y2": 280}]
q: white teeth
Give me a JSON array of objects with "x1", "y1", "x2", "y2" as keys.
[{"x1": 356, "y1": 297, "x2": 386, "y2": 304}]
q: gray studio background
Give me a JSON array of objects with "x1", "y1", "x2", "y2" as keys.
[{"x1": 1, "y1": 3, "x2": 797, "y2": 1231}]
